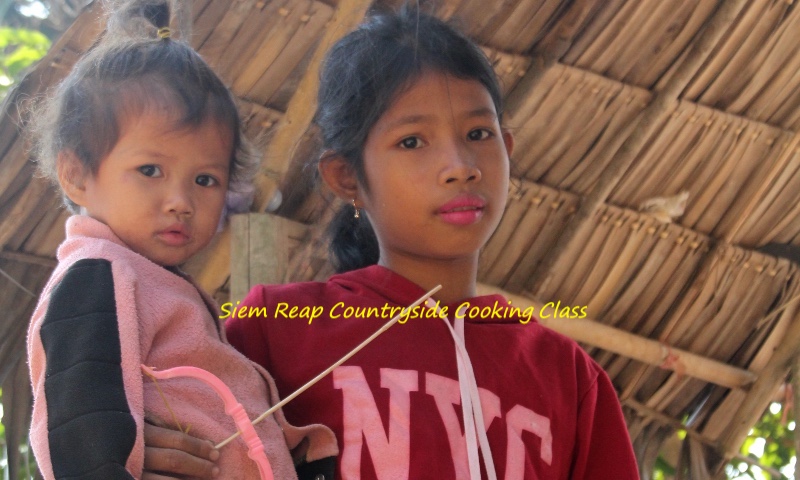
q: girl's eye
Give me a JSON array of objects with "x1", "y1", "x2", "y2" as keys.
[
  {"x1": 138, "y1": 165, "x2": 162, "y2": 177},
  {"x1": 398, "y1": 136, "x2": 425, "y2": 149},
  {"x1": 467, "y1": 128, "x2": 494, "y2": 141},
  {"x1": 195, "y1": 175, "x2": 219, "y2": 187}
]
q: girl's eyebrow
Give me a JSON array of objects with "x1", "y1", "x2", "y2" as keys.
[
  {"x1": 466, "y1": 107, "x2": 498, "y2": 120},
  {"x1": 384, "y1": 114, "x2": 434, "y2": 131},
  {"x1": 385, "y1": 107, "x2": 497, "y2": 131}
]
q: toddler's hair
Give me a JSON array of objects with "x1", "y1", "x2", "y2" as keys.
[
  {"x1": 316, "y1": 6, "x2": 504, "y2": 273},
  {"x1": 30, "y1": 0, "x2": 257, "y2": 213}
]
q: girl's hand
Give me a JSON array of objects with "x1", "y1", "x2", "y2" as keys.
[{"x1": 143, "y1": 422, "x2": 220, "y2": 479}]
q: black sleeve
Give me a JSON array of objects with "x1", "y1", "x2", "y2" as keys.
[{"x1": 40, "y1": 258, "x2": 136, "y2": 479}]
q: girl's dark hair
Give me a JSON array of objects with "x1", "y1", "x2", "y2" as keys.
[
  {"x1": 317, "y1": 6, "x2": 504, "y2": 273},
  {"x1": 32, "y1": 0, "x2": 256, "y2": 213}
]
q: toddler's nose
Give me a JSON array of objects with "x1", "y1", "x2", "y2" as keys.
[{"x1": 164, "y1": 187, "x2": 194, "y2": 216}]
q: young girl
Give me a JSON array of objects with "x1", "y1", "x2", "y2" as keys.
[
  {"x1": 148, "y1": 6, "x2": 640, "y2": 479},
  {"x1": 26, "y1": 1, "x2": 336, "y2": 479}
]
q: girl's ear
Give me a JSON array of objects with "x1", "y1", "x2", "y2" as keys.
[
  {"x1": 502, "y1": 130, "x2": 515, "y2": 158},
  {"x1": 56, "y1": 151, "x2": 89, "y2": 207},
  {"x1": 318, "y1": 151, "x2": 360, "y2": 200}
]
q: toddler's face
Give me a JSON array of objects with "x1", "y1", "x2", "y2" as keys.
[{"x1": 75, "y1": 112, "x2": 232, "y2": 266}]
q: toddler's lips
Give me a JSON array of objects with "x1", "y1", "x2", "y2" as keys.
[{"x1": 158, "y1": 226, "x2": 190, "y2": 246}]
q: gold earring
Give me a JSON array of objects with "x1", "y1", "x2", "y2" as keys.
[{"x1": 352, "y1": 199, "x2": 360, "y2": 219}]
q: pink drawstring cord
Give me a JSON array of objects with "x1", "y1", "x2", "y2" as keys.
[{"x1": 141, "y1": 365, "x2": 275, "y2": 480}]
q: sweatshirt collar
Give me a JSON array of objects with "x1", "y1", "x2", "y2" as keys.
[
  {"x1": 59, "y1": 215, "x2": 127, "y2": 260},
  {"x1": 60, "y1": 215, "x2": 191, "y2": 277}
]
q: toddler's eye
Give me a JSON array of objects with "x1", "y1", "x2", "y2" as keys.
[
  {"x1": 467, "y1": 129, "x2": 493, "y2": 141},
  {"x1": 138, "y1": 165, "x2": 162, "y2": 177},
  {"x1": 195, "y1": 175, "x2": 219, "y2": 187},
  {"x1": 398, "y1": 136, "x2": 425, "y2": 149}
]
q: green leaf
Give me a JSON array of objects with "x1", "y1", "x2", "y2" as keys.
[{"x1": 0, "y1": 26, "x2": 50, "y2": 101}]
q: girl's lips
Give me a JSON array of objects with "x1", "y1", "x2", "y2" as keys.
[{"x1": 437, "y1": 195, "x2": 486, "y2": 225}]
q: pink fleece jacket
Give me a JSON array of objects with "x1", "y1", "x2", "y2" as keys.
[{"x1": 28, "y1": 216, "x2": 337, "y2": 479}]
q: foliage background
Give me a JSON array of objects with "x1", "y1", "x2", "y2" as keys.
[{"x1": 0, "y1": 24, "x2": 49, "y2": 99}]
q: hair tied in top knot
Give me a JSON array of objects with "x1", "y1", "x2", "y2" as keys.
[{"x1": 157, "y1": 26, "x2": 171, "y2": 39}]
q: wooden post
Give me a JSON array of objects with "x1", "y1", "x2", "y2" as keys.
[
  {"x1": 182, "y1": 226, "x2": 232, "y2": 295},
  {"x1": 230, "y1": 213, "x2": 292, "y2": 302}
]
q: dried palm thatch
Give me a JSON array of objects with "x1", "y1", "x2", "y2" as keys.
[{"x1": 3, "y1": 0, "x2": 800, "y2": 477}]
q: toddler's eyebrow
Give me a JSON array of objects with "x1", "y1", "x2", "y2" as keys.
[{"x1": 125, "y1": 147, "x2": 170, "y2": 160}]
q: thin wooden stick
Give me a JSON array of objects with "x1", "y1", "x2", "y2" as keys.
[
  {"x1": 793, "y1": 356, "x2": 800, "y2": 480},
  {"x1": 143, "y1": 368, "x2": 186, "y2": 434},
  {"x1": 216, "y1": 284, "x2": 443, "y2": 449}
]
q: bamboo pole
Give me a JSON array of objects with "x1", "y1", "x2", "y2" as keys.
[
  {"x1": 527, "y1": 0, "x2": 749, "y2": 297},
  {"x1": 476, "y1": 283, "x2": 757, "y2": 389},
  {"x1": 717, "y1": 298, "x2": 800, "y2": 458},
  {"x1": 625, "y1": 398, "x2": 719, "y2": 450}
]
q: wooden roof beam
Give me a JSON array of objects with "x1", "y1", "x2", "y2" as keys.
[
  {"x1": 475, "y1": 283, "x2": 757, "y2": 390},
  {"x1": 0, "y1": 249, "x2": 57, "y2": 268},
  {"x1": 526, "y1": 0, "x2": 749, "y2": 297}
]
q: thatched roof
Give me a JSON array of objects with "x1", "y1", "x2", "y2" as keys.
[{"x1": 3, "y1": 0, "x2": 800, "y2": 477}]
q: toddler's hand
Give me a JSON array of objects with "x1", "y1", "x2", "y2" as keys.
[{"x1": 143, "y1": 421, "x2": 220, "y2": 479}]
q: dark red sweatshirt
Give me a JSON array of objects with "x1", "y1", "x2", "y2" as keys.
[{"x1": 227, "y1": 265, "x2": 639, "y2": 479}]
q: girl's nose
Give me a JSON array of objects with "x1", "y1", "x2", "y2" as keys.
[{"x1": 439, "y1": 141, "x2": 482, "y2": 184}]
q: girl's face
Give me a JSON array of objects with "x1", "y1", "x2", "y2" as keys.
[
  {"x1": 359, "y1": 71, "x2": 513, "y2": 267},
  {"x1": 64, "y1": 111, "x2": 232, "y2": 266}
]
